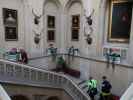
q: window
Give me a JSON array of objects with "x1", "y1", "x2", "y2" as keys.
[
  {"x1": 47, "y1": 15, "x2": 55, "y2": 41},
  {"x1": 71, "y1": 15, "x2": 80, "y2": 41},
  {"x1": 108, "y1": 0, "x2": 132, "y2": 43}
]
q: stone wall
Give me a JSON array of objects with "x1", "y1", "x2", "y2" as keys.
[
  {"x1": 0, "y1": 0, "x2": 25, "y2": 50},
  {"x1": 2, "y1": 83, "x2": 73, "y2": 100}
]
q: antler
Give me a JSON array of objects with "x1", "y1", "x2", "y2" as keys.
[
  {"x1": 32, "y1": 9, "x2": 44, "y2": 19},
  {"x1": 84, "y1": 9, "x2": 95, "y2": 18},
  {"x1": 89, "y1": 9, "x2": 94, "y2": 17}
]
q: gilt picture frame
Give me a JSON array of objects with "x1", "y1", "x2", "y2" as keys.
[
  {"x1": 108, "y1": 0, "x2": 132, "y2": 43},
  {"x1": 72, "y1": 15, "x2": 80, "y2": 28}
]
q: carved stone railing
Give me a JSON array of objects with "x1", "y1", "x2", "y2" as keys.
[
  {"x1": 0, "y1": 84, "x2": 11, "y2": 100},
  {"x1": 0, "y1": 59, "x2": 90, "y2": 100},
  {"x1": 120, "y1": 83, "x2": 133, "y2": 100}
]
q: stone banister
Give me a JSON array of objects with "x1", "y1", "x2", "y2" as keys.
[
  {"x1": 0, "y1": 59, "x2": 90, "y2": 100},
  {"x1": 0, "y1": 84, "x2": 11, "y2": 100}
]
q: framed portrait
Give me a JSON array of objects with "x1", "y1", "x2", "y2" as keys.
[
  {"x1": 72, "y1": 15, "x2": 80, "y2": 27},
  {"x1": 3, "y1": 8, "x2": 18, "y2": 41},
  {"x1": 108, "y1": 1, "x2": 132, "y2": 43},
  {"x1": 3, "y1": 8, "x2": 17, "y2": 26},
  {"x1": 5, "y1": 27, "x2": 18, "y2": 41},
  {"x1": 47, "y1": 30, "x2": 55, "y2": 41},
  {"x1": 71, "y1": 29, "x2": 79, "y2": 41},
  {"x1": 47, "y1": 15, "x2": 55, "y2": 28}
]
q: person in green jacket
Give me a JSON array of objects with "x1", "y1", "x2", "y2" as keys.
[
  {"x1": 56, "y1": 56, "x2": 66, "y2": 71},
  {"x1": 87, "y1": 77, "x2": 98, "y2": 100}
]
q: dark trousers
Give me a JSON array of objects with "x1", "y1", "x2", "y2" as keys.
[{"x1": 87, "y1": 88, "x2": 97, "y2": 100}]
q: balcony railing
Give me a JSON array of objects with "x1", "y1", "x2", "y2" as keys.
[{"x1": 0, "y1": 59, "x2": 90, "y2": 100}]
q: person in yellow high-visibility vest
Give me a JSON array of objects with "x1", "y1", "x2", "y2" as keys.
[{"x1": 87, "y1": 77, "x2": 98, "y2": 100}]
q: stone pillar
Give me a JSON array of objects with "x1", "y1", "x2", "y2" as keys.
[
  {"x1": 127, "y1": 9, "x2": 133, "y2": 65},
  {"x1": 23, "y1": 0, "x2": 45, "y2": 58},
  {"x1": 23, "y1": 0, "x2": 33, "y2": 58},
  {"x1": 60, "y1": 9, "x2": 67, "y2": 54},
  {"x1": 96, "y1": 0, "x2": 107, "y2": 57},
  {"x1": 79, "y1": 0, "x2": 94, "y2": 80}
]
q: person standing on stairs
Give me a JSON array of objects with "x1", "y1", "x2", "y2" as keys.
[
  {"x1": 87, "y1": 76, "x2": 98, "y2": 100},
  {"x1": 99, "y1": 76, "x2": 112, "y2": 100}
]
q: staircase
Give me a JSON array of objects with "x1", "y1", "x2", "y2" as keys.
[
  {"x1": 0, "y1": 59, "x2": 90, "y2": 100},
  {"x1": 28, "y1": 56, "x2": 93, "y2": 99},
  {"x1": 120, "y1": 83, "x2": 133, "y2": 100},
  {"x1": 68, "y1": 76, "x2": 100, "y2": 100},
  {"x1": 0, "y1": 84, "x2": 11, "y2": 100}
]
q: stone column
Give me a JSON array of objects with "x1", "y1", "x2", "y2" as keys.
[
  {"x1": 0, "y1": 4, "x2": 5, "y2": 58},
  {"x1": 127, "y1": 9, "x2": 133, "y2": 65},
  {"x1": 60, "y1": 9, "x2": 67, "y2": 54},
  {"x1": 96, "y1": 0, "x2": 107, "y2": 57},
  {"x1": 79, "y1": 0, "x2": 94, "y2": 80}
]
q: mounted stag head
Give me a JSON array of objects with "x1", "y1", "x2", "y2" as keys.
[
  {"x1": 32, "y1": 9, "x2": 44, "y2": 25},
  {"x1": 33, "y1": 30, "x2": 41, "y2": 44},
  {"x1": 84, "y1": 9, "x2": 95, "y2": 26}
]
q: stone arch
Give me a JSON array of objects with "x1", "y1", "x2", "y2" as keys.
[
  {"x1": 10, "y1": 95, "x2": 29, "y2": 100},
  {"x1": 64, "y1": 0, "x2": 84, "y2": 48},
  {"x1": 65, "y1": 0, "x2": 83, "y2": 12},
  {"x1": 43, "y1": 0, "x2": 62, "y2": 12},
  {"x1": 42, "y1": 0, "x2": 62, "y2": 52}
]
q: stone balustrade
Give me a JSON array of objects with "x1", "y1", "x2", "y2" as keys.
[{"x1": 0, "y1": 59, "x2": 90, "y2": 100}]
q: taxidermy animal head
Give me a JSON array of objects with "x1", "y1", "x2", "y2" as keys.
[{"x1": 32, "y1": 9, "x2": 44, "y2": 25}]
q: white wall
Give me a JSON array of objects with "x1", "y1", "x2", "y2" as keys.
[
  {"x1": 0, "y1": 0, "x2": 25, "y2": 50},
  {"x1": 0, "y1": 0, "x2": 133, "y2": 97},
  {"x1": 0, "y1": 0, "x2": 132, "y2": 61}
]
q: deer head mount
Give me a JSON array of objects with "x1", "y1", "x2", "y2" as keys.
[
  {"x1": 84, "y1": 9, "x2": 95, "y2": 26},
  {"x1": 32, "y1": 9, "x2": 44, "y2": 25},
  {"x1": 33, "y1": 30, "x2": 41, "y2": 44},
  {"x1": 84, "y1": 9, "x2": 95, "y2": 45},
  {"x1": 86, "y1": 34, "x2": 93, "y2": 45}
]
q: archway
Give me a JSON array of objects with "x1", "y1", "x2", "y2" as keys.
[
  {"x1": 43, "y1": 0, "x2": 62, "y2": 54},
  {"x1": 65, "y1": 0, "x2": 83, "y2": 47},
  {"x1": 10, "y1": 95, "x2": 29, "y2": 100}
]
